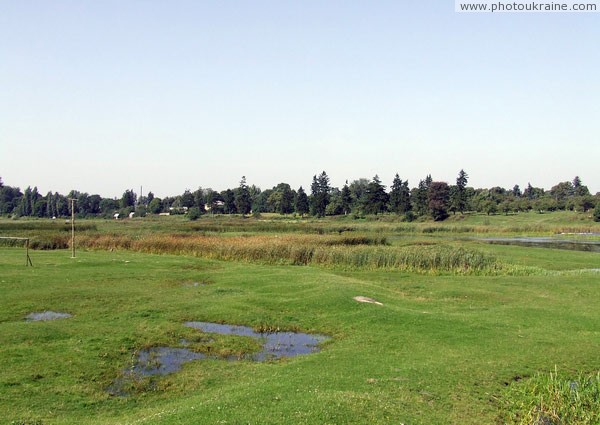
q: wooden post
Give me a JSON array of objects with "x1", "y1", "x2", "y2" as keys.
[
  {"x1": 26, "y1": 238, "x2": 33, "y2": 266},
  {"x1": 69, "y1": 198, "x2": 77, "y2": 258}
]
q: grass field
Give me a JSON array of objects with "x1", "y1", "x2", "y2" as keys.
[{"x1": 1, "y1": 212, "x2": 599, "y2": 424}]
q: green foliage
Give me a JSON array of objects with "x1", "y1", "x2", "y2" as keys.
[
  {"x1": 235, "y1": 176, "x2": 251, "y2": 215},
  {"x1": 363, "y1": 175, "x2": 388, "y2": 215},
  {"x1": 221, "y1": 189, "x2": 237, "y2": 214},
  {"x1": 1, "y1": 214, "x2": 600, "y2": 424},
  {"x1": 450, "y1": 169, "x2": 469, "y2": 214},
  {"x1": 310, "y1": 171, "x2": 330, "y2": 217},
  {"x1": 593, "y1": 205, "x2": 600, "y2": 222},
  {"x1": 120, "y1": 189, "x2": 136, "y2": 209},
  {"x1": 295, "y1": 186, "x2": 309, "y2": 216},
  {"x1": 499, "y1": 369, "x2": 600, "y2": 424},
  {"x1": 428, "y1": 181, "x2": 450, "y2": 221},
  {"x1": 148, "y1": 197, "x2": 163, "y2": 214},
  {"x1": 180, "y1": 189, "x2": 195, "y2": 208},
  {"x1": 340, "y1": 183, "x2": 352, "y2": 215},
  {"x1": 187, "y1": 207, "x2": 201, "y2": 221},
  {"x1": 412, "y1": 176, "x2": 431, "y2": 216}
]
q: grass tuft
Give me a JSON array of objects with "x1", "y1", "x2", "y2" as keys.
[{"x1": 498, "y1": 368, "x2": 600, "y2": 425}]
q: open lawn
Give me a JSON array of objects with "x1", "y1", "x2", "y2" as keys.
[{"x1": 0, "y1": 213, "x2": 599, "y2": 424}]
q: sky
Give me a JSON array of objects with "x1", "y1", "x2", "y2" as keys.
[{"x1": 1, "y1": 1, "x2": 599, "y2": 198}]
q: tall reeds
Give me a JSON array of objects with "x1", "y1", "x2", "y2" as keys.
[{"x1": 76, "y1": 233, "x2": 499, "y2": 274}]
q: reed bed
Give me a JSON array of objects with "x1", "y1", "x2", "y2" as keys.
[{"x1": 75, "y1": 233, "x2": 502, "y2": 274}]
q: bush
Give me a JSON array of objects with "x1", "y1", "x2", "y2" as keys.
[
  {"x1": 187, "y1": 207, "x2": 201, "y2": 221},
  {"x1": 592, "y1": 205, "x2": 600, "y2": 222}
]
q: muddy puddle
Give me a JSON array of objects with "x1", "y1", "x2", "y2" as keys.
[
  {"x1": 110, "y1": 322, "x2": 329, "y2": 394},
  {"x1": 481, "y1": 237, "x2": 600, "y2": 253},
  {"x1": 26, "y1": 311, "x2": 72, "y2": 321}
]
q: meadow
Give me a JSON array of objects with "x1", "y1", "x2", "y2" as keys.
[{"x1": 0, "y1": 212, "x2": 599, "y2": 424}]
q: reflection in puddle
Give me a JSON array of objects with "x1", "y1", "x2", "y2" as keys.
[
  {"x1": 184, "y1": 321, "x2": 329, "y2": 361},
  {"x1": 110, "y1": 322, "x2": 330, "y2": 394},
  {"x1": 133, "y1": 347, "x2": 207, "y2": 376},
  {"x1": 482, "y1": 237, "x2": 600, "y2": 253}
]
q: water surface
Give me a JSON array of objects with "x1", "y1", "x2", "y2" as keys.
[
  {"x1": 123, "y1": 322, "x2": 329, "y2": 381},
  {"x1": 481, "y1": 237, "x2": 600, "y2": 253},
  {"x1": 26, "y1": 311, "x2": 72, "y2": 321}
]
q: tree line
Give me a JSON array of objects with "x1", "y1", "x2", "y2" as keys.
[{"x1": 1, "y1": 172, "x2": 599, "y2": 222}]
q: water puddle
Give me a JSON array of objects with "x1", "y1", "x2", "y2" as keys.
[
  {"x1": 184, "y1": 321, "x2": 329, "y2": 361},
  {"x1": 481, "y1": 237, "x2": 600, "y2": 253},
  {"x1": 132, "y1": 347, "x2": 207, "y2": 376},
  {"x1": 25, "y1": 311, "x2": 72, "y2": 321},
  {"x1": 110, "y1": 322, "x2": 329, "y2": 395}
]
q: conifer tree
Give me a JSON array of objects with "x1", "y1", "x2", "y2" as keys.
[
  {"x1": 295, "y1": 186, "x2": 309, "y2": 216},
  {"x1": 310, "y1": 171, "x2": 330, "y2": 217},
  {"x1": 364, "y1": 175, "x2": 388, "y2": 215},
  {"x1": 235, "y1": 176, "x2": 252, "y2": 215},
  {"x1": 340, "y1": 182, "x2": 352, "y2": 215}
]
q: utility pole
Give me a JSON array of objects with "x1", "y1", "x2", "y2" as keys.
[{"x1": 69, "y1": 198, "x2": 77, "y2": 258}]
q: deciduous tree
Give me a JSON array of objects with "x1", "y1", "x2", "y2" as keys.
[{"x1": 428, "y1": 181, "x2": 450, "y2": 221}]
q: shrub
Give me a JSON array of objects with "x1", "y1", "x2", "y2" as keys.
[
  {"x1": 593, "y1": 205, "x2": 600, "y2": 222},
  {"x1": 187, "y1": 207, "x2": 201, "y2": 221}
]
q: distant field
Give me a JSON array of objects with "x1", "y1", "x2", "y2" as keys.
[{"x1": 0, "y1": 213, "x2": 599, "y2": 424}]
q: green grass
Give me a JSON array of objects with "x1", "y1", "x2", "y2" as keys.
[
  {"x1": 1, "y1": 212, "x2": 599, "y2": 424},
  {"x1": 499, "y1": 368, "x2": 600, "y2": 424}
]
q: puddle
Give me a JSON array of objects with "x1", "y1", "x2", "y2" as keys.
[
  {"x1": 183, "y1": 280, "x2": 212, "y2": 287},
  {"x1": 184, "y1": 322, "x2": 329, "y2": 361},
  {"x1": 26, "y1": 311, "x2": 72, "y2": 321},
  {"x1": 132, "y1": 347, "x2": 207, "y2": 376},
  {"x1": 110, "y1": 322, "x2": 330, "y2": 394},
  {"x1": 481, "y1": 237, "x2": 600, "y2": 253}
]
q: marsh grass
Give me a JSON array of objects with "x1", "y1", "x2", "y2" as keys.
[
  {"x1": 0, "y1": 221, "x2": 97, "y2": 250},
  {"x1": 74, "y1": 233, "x2": 501, "y2": 273},
  {"x1": 499, "y1": 369, "x2": 600, "y2": 424}
]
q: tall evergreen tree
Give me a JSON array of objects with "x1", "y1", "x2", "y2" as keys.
[
  {"x1": 412, "y1": 176, "x2": 431, "y2": 216},
  {"x1": 573, "y1": 176, "x2": 590, "y2": 197},
  {"x1": 512, "y1": 185, "x2": 522, "y2": 197},
  {"x1": 295, "y1": 186, "x2": 309, "y2": 216},
  {"x1": 364, "y1": 175, "x2": 388, "y2": 215},
  {"x1": 222, "y1": 189, "x2": 237, "y2": 214},
  {"x1": 310, "y1": 171, "x2": 330, "y2": 217},
  {"x1": 389, "y1": 174, "x2": 402, "y2": 214},
  {"x1": 340, "y1": 182, "x2": 352, "y2": 215},
  {"x1": 450, "y1": 169, "x2": 469, "y2": 214},
  {"x1": 235, "y1": 176, "x2": 252, "y2": 215},
  {"x1": 278, "y1": 183, "x2": 295, "y2": 214}
]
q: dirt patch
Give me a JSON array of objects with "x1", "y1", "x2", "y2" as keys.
[{"x1": 353, "y1": 296, "x2": 383, "y2": 306}]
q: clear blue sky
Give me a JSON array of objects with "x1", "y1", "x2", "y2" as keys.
[{"x1": 1, "y1": 1, "x2": 598, "y2": 198}]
